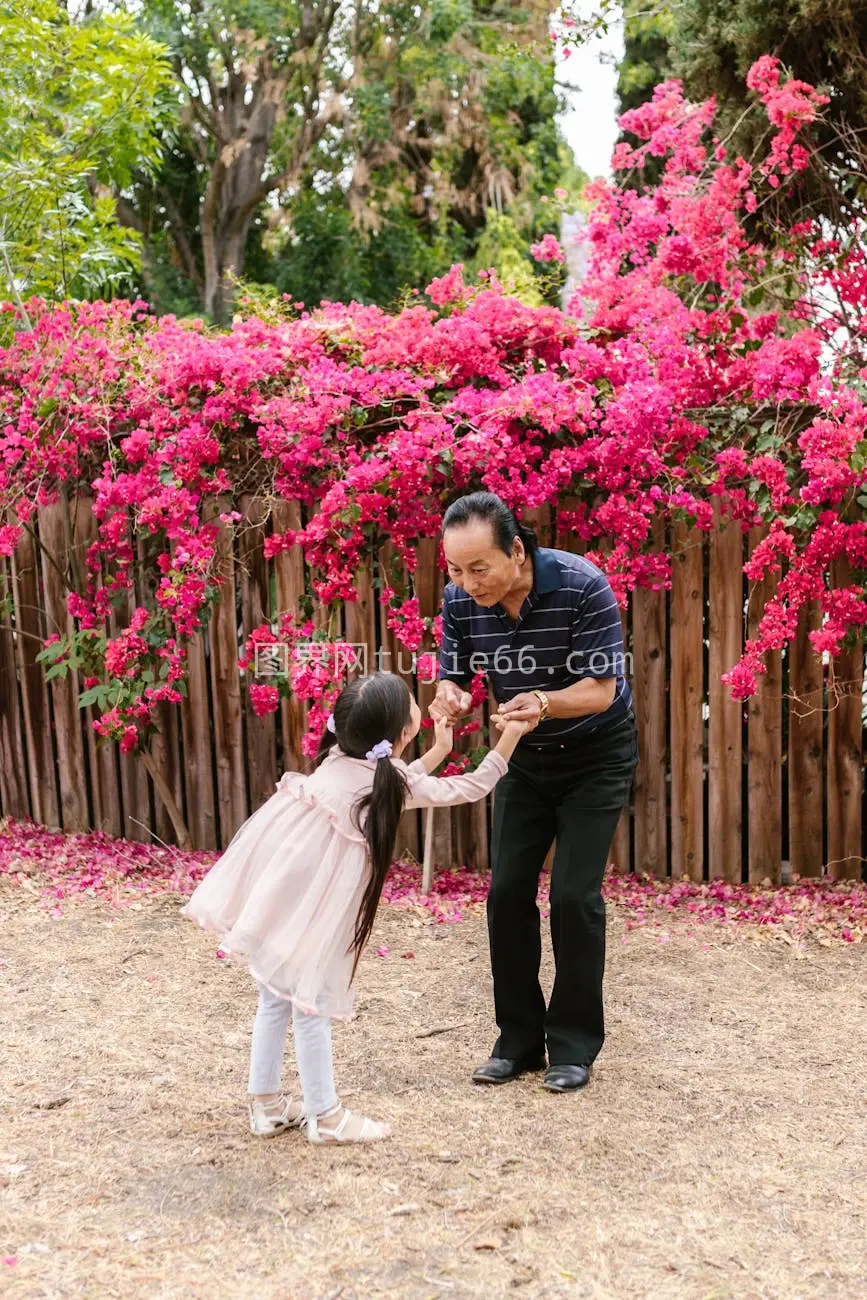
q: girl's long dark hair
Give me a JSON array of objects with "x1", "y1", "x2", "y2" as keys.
[{"x1": 316, "y1": 673, "x2": 412, "y2": 978}]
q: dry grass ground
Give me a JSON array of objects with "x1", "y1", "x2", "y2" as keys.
[{"x1": 2, "y1": 885, "x2": 866, "y2": 1300}]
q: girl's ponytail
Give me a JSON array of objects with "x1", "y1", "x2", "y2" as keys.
[
  {"x1": 317, "y1": 673, "x2": 415, "y2": 979},
  {"x1": 350, "y1": 756, "x2": 408, "y2": 977}
]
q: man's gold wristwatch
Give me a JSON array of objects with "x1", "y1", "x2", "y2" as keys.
[{"x1": 530, "y1": 689, "x2": 550, "y2": 723}]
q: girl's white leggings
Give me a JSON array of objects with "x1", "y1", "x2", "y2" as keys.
[{"x1": 247, "y1": 983, "x2": 338, "y2": 1117}]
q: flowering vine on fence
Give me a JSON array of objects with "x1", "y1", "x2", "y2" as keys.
[{"x1": 0, "y1": 55, "x2": 865, "y2": 839}]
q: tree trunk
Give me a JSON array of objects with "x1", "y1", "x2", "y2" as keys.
[
  {"x1": 202, "y1": 212, "x2": 256, "y2": 321},
  {"x1": 200, "y1": 85, "x2": 282, "y2": 320},
  {"x1": 152, "y1": 6, "x2": 343, "y2": 318}
]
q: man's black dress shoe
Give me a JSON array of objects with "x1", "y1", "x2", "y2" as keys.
[
  {"x1": 472, "y1": 1054, "x2": 547, "y2": 1085},
  {"x1": 542, "y1": 1064, "x2": 591, "y2": 1092}
]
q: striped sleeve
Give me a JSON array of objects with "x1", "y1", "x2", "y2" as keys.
[
  {"x1": 438, "y1": 590, "x2": 473, "y2": 684},
  {"x1": 569, "y1": 575, "x2": 625, "y2": 679}
]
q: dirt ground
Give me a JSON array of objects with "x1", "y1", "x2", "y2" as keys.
[{"x1": 1, "y1": 886, "x2": 866, "y2": 1300}]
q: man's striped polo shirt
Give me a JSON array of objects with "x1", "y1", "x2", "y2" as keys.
[{"x1": 438, "y1": 546, "x2": 633, "y2": 750}]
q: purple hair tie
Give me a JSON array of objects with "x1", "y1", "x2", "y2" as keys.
[{"x1": 366, "y1": 739, "x2": 393, "y2": 761}]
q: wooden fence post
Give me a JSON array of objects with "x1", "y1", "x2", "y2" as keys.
[
  {"x1": 669, "y1": 520, "x2": 704, "y2": 879},
  {"x1": 239, "y1": 495, "x2": 278, "y2": 810},
  {"x1": 0, "y1": 557, "x2": 29, "y2": 819},
  {"x1": 747, "y1": 525, "x2": 782, "y2": 884},
  {"x1": 10, "y1": 521, "x2": 59, "y2": 828},
  {"x1": 113, "y1": 533, "x2": 152, "y2": 843},
  {"x1": 72, "y1": 501, "x2": 123, "y2": 838},
  {"x1": 414, "y1": 537, "x2": 443, "y2": 878},
  {"x1": 788, "y1": 600, "x2": 824, "y2": 877},
  {"x1": 826, "y1": 556, "x2": 863, "y2": 880},
  {"x1": 271, "y1": 498, "x2": 306, "y2": 774},
  {"x1": 37, "y1": 502, "x2": 88, "y2": 832},
  {"x1": 205, "y1": 498, "x2": 248, "y2": 843},
  {"x1": 708, "y1": 505, "x2": 743, "y2": 882},
  {"x1": 632, "y1": 520, "x2": 667, "y2": 877}
]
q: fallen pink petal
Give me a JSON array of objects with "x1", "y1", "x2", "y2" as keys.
[{"x1": 0, "y1": 818, "x2": 864, "y2": 947}]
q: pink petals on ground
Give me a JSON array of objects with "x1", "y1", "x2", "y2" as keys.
[
  {"x1": 0, "y1": 817, "x2": 214, "y2": 909},
  {"x1": 1, "y1": 816, "x2": 864, "y2": 946},
  {"x1": 603, "y1": 872, "x2": 867, "y2": 947}
]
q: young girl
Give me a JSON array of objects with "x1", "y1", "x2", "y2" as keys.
[{"x1": 182, "y1": 671, "x2": 527, "y2": 1145}]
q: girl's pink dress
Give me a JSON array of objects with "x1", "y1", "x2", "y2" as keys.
[{"x1": 181, "y1": 748, "x2": 508, "y2": 1020}]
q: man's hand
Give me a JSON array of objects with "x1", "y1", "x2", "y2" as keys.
[
  {"x1": 429, "y1": 679, "x2": 472, "y2": 723},
  {"x1": 495, "y1": 692, "x2": 543, "y2": 730}
]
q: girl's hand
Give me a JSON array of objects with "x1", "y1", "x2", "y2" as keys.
[
  {"x1": 489, "y1": 713, "x2": 531, "y2": 762},
  {"x1": 433, "y1": 715, "x2": 454, "y2": 751},
  {"x1": 490, "y1": 714, "x2": 532, "y2": 736},
  {"x1": 503, "y1": 717, "x2": 532, "y2": 737}
]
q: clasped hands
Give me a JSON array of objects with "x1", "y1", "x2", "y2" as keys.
[{"x1": 428, "y1": 681, "x2": 542, "y2": 738}]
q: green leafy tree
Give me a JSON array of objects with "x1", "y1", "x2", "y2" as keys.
[
  {"x1": 616, "y1": 0, "x2": 867, "y2": 222},
  {"x1": 130, "y1": 0, "x2": 586, "y2": 316},
  {"x1": 267, "y1": 0, "x2": 579, "y2": 307},
  {"x1": 615, "y1": 1, "x2": 674, "y2": 116},
  {"x1": 0, "y1": 0, "x2": 171, "y2": 312},
  {"x1": 135, "y1": 0, "x2": 351, "y2": 319}
]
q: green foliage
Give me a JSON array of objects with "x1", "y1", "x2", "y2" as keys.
[
  {"x1": 0, "y1": 0, "x2": 592, "y2": 316},
  {"x1": 0, "y1": 0, "x2": 172, "y2": 306},
  {"x1": 616, "y1": 1, "x2": 675, "y2": 115},
  {"x1": 268, "y1": 190, "x2": 471, "y2": 310},
  {"x1": 617, "y1": 0, "x2": 867, "y2": 221},
  {"x1": 133, "y1": 0, "x2": 587, "y2": 314}
]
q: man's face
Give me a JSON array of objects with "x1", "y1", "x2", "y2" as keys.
[{"x1": 442, "y1": 520, "x2": 524, "y2": 607}]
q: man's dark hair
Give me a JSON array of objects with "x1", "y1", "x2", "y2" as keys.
[{"x1": 442, "y1": 491, "x2": 538, "y2": 557}]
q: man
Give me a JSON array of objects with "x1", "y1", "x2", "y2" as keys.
[{"x1": 429, "y1": 492, "x2": 637, "y2": 1092}]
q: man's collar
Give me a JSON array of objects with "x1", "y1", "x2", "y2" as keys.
[{"x1": 532, "y1": 548, "x2": 562, "y2": 596}]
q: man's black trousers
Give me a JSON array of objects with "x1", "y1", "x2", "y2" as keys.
[{"x1": 488, "y1": 711, "x2": 638, "y2": 1067}]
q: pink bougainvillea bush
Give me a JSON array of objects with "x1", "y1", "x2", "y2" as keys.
[{"x1": 0, "y1": 55, "x2": 865, "y2": 784}]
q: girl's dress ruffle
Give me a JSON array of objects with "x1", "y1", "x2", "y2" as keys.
[
  {"x1": 181, "y1": 769, "x2": 369, "y2": 1021},
  {"x1": 181, "y1": 746, "x2": 509, "y2": 1020},
  {"x1": 184, "y1": 911, "x2": 357, "y2": 1022}
]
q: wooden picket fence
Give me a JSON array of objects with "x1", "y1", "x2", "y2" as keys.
[{"x1": 0, "y1": 497, "x2": 864, "y2": 883}]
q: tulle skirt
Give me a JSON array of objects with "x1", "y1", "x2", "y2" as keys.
[{"x1": 181, "y1": 773, "x2": 369, "y2": 1020}]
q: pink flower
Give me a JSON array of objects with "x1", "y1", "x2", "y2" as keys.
[
  {"x1": 0, "y1": 524, "x2": 21, "y2": 556},
  {"x1": 746, "y1": 55, "x2": 781, "y2": 96},
  {"x1": 426, "y1": 265, "x2": 468, "y2": 306},
  {"x1": 249, "y1": 683, "x2": 280, "y2": 717},
  {"x1": 415, "y1": 652, "x2": 438, "y2": 683},
  {"x1": 530, "y1": 234, "x2": 565, "y2": 263}
]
